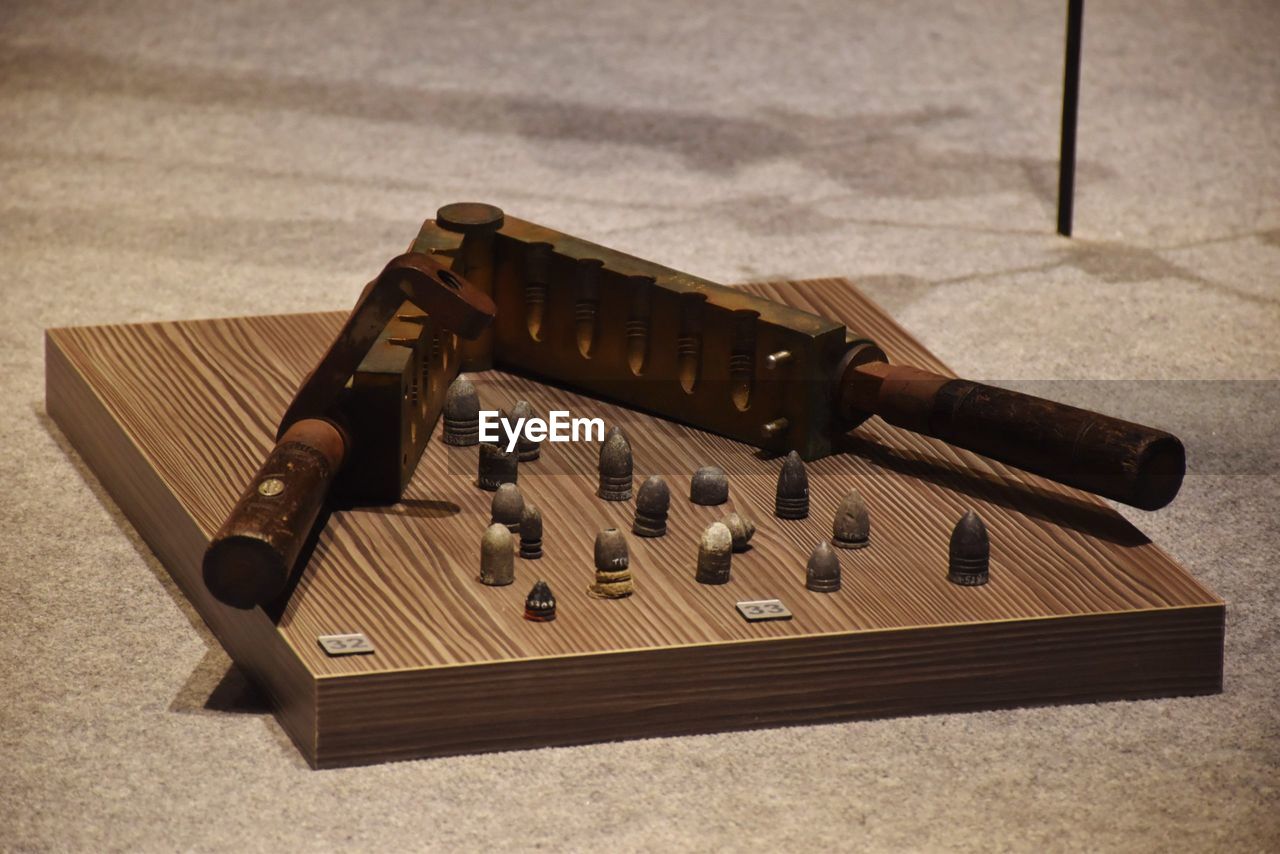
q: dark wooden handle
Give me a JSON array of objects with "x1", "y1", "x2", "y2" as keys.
[
  {"x1": 202, "y1": 419, "x2": 346, "y2": 609},
  {"x1": 845, "y1": 362, "x2": 1185, "y2": 510}
]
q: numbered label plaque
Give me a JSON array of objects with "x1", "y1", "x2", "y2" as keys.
[
  {"x1": 735, "y1": 599, "x2": 793, "y2": 622},
  {"x1": 317, "y1": 633, "x2": 375, "y2": 656}
]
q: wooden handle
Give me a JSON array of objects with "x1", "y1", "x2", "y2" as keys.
[
  {"x1": 844, "y1": 362, "x2": 1185, "y2": 510},
  {"x1": 202, "y1": 419, "x2": 346, "y2": 609}
]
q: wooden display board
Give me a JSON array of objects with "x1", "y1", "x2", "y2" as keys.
[{"x1": 45, "y1": 279, "x2": 1224, "y2": 768}]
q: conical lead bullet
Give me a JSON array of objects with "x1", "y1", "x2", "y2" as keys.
[
  {"x1": 519, "y1": 504, "x2": 543, "y2": 560},
  {"x1": 597, "y1": 426, "x2": 633, "y2": 501},
  {"x1": 775, "y1": 450, "x2": 809, "y2": 519},
  {"x1": 479, "y1": 523, "x2": 514, "y2": 586},
  {"x1": 832, "y1": 488, "x2": 870, "y2": 549},
  {"x1": 443, "y1": 375, "x2": 480, "y2": 446},
  {"x1": 589, "y1": 528, "x2": 633, "y2": 598},
  {"x1": 948, "y1": 510, "x2": 990, "y2": 586},
  {"x1": 690, "y1": 466, "x2": 729, "y2": 506},
  {"x1": 806, "y1": 540, "x2": 841, "y2": 593},
  {"x1": 490, "y1": 482, "x2": 524, "y2": 533},
  {"x1": 720, "y1": 512, "x2": 755, "y2": 553},
  {"x1": 523, "y1": 579, "x2": 556, "y2": 622},
  {"x1": 696, "y1": 522, "x2": 733, "y2": 584},
  {"x1": 633, "y1": 475, "x2": 670, "y2": 537}
]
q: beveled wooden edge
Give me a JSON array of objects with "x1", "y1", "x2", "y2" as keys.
[
  {"x1": 312, "y1": 604, "x2": 1224, "y2": 768},
  {"x1": 310, "y1": 603, "x2": 1227, "y2": 678}
]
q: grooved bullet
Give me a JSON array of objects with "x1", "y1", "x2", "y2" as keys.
[
  {"x1": 523, "y1": 579, "x2": 556, "y2": 621},
  {"x1": 589, "y1": 528, "x2": 633, "y2": 598},
  {"x1": 633, "y1": 475, "x2": 670, "y2": 537},
  {"x1": 696, "y1": 522, "x2": 733, "y2": 584},
  {"x1": 806, "y1": 540, "x2": 841, "y2": 593},
  {"x1": 519, "y1": 504, "x2": 543, "y2": 559},
  {"x1": 775, "y1": 450, "x2": 809, "y2": 519},
  {"x1": 478, "y1": 443, "x2": 518, "y2": 491},
  {"x1": 443, "y1": 375, "x2": 480, "y2": 446},
  {"x1": 490, "y1": 483, "x2": 524, "y2": 533},
  {"x1": 507, "y1": 399, "x2": 541, "y2": 462},
  {"x1": 479, "y1": 523, "x2": 514, "y2": 586},
  {"x1": 832, "y1": 488, "x2": 870, "y2": 549},
  {"x1": 948, "y1": 510, "x2": 990, "y2": 586},
  {"x1": 720, "y1": 512, "x2": 755, "y2": 552},
  {"x1": 690, "y1": 466, "x2": 729, "y2": 506},
  {"x1": 597, "y1": 426, "x2": 633, "y2": 501}
]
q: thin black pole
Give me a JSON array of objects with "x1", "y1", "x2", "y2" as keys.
[{"x1": 1057, "y1": 0, "x2": 1084, "y2": 236}]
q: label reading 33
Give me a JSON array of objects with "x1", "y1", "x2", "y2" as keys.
[
  {"x1": 735, "y1": 599, "x2": 793, "y2": 622},
  {"x1": 317, "y1": 633, "x2": 375, "y2": 656}
]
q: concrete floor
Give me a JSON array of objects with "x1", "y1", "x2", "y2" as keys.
[{"x1": 2, "y1": 0, "x2": 1277, "y2": 850}]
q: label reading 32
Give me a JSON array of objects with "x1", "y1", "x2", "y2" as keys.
[
  {"x1": 735, "y1": 599, "x2": 793, "y2": 622},
  {"x1": 317, "y1": 633, "x2": 375, "y2": 656}
]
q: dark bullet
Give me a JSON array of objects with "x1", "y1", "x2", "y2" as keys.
[
  {"x1": 589, "y1": 527, "x2": 633, "y2": 598},
  {"x1": 508, "y1": 399, "x2": 541, "y2": 462},
  {"x1": 598, "y1": 426, "x2": 633, "y2": 501},
  {"x1": 832, "y1": 488, "x2": 870, "y2": 549},
  {"x1": 695, "y1": 522, "x2": 733, "y2": 584},
  {"x1": 806, "y1": 540, "x2": 841, "y2": 593},
  {"x1": 478, "y1": 443, "x2": 518, "y2": 491},
  {"x1": 523, "y1": 580, "x2": 556, "y2": 622},
  {"x1": 633, "y1": 475, "x2": 670, "y2": 537},
  {"x1": 443, "y1": 375, "x2": 480, "y2": 446},
  {"x1": 490, "y1": 483, "x2": 524, "y2": 533},
  {"x1": 519, "y1": 504, "x2": 543, "y2": 559},
  {"x1": 948, "y1": 510, "x2": 990, "y2": 586},
  {"x1": 721, "y1": 512, "x2": 755, "y2": 552},
  {"x1": 775, "y1": 450, "x2": 809, "y2": 519},
  {"x1": 690, "y1": 466, "x2": 729, "y2": 506},
  {"x1": 479, "y1": 523, "x2": 514, "y2": 586}
]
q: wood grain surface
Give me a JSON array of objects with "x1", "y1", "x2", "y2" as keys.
[{"x1": 46, "y1": 279, "x2": 1224, "y2": 767}]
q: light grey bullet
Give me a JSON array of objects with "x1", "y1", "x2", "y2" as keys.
[
  {"x1": 479, "y1": 523, "x2": 514, "y2": 586},
  {"x1": 696, "y1": 522, "x2": 733, "y2": 584}
]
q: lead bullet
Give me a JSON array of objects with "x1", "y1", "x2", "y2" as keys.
[
  {"x1": 633, "y1": 475, "x2": 670, "y2": 537},
  {"x1": 523, "y1": 580, "x2": 556, "y2": 622},
  {"x1": 948, "y1": 510, "x2": 990, "y2": 586},
  {"x1": 589, "y1": 527, "x2": 633, "y2": 598},
  {"x1": 443, "y1": 375, "x2": 480, "y2": 446},
  {"x1": 479, "y1": 523, "x2": 514, "y2": 586},
  {"x1": 806, "y1": 540, "x2": 841, "y2": 593},
  {"x1": 478, "y1": 443, "x2": 518, "y2": 491},
  {"x1": 775, "y1": 450, "x2": 809, "y2": 519},
  {"x1": 696, "y1": 522, "x2": 733, "y2": 584},
  {"x1": 519, "y1": 504, "x2": 543, "y2": 559},
  {"x1": 832, "y1": 488, "x2": 870, "y2": 549},
  {"x1": 690, "y1": 466, "x2": 729, "y2": 506},
  {"x1": 491, "y1": 483, "x2": 524, "y2": 533},
  {"x1": 720, "y1": 512, "x2": 755, "y2": 552},
  {"x1": 598, "y1": 426, "x2": 633, "y2": 501}
]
